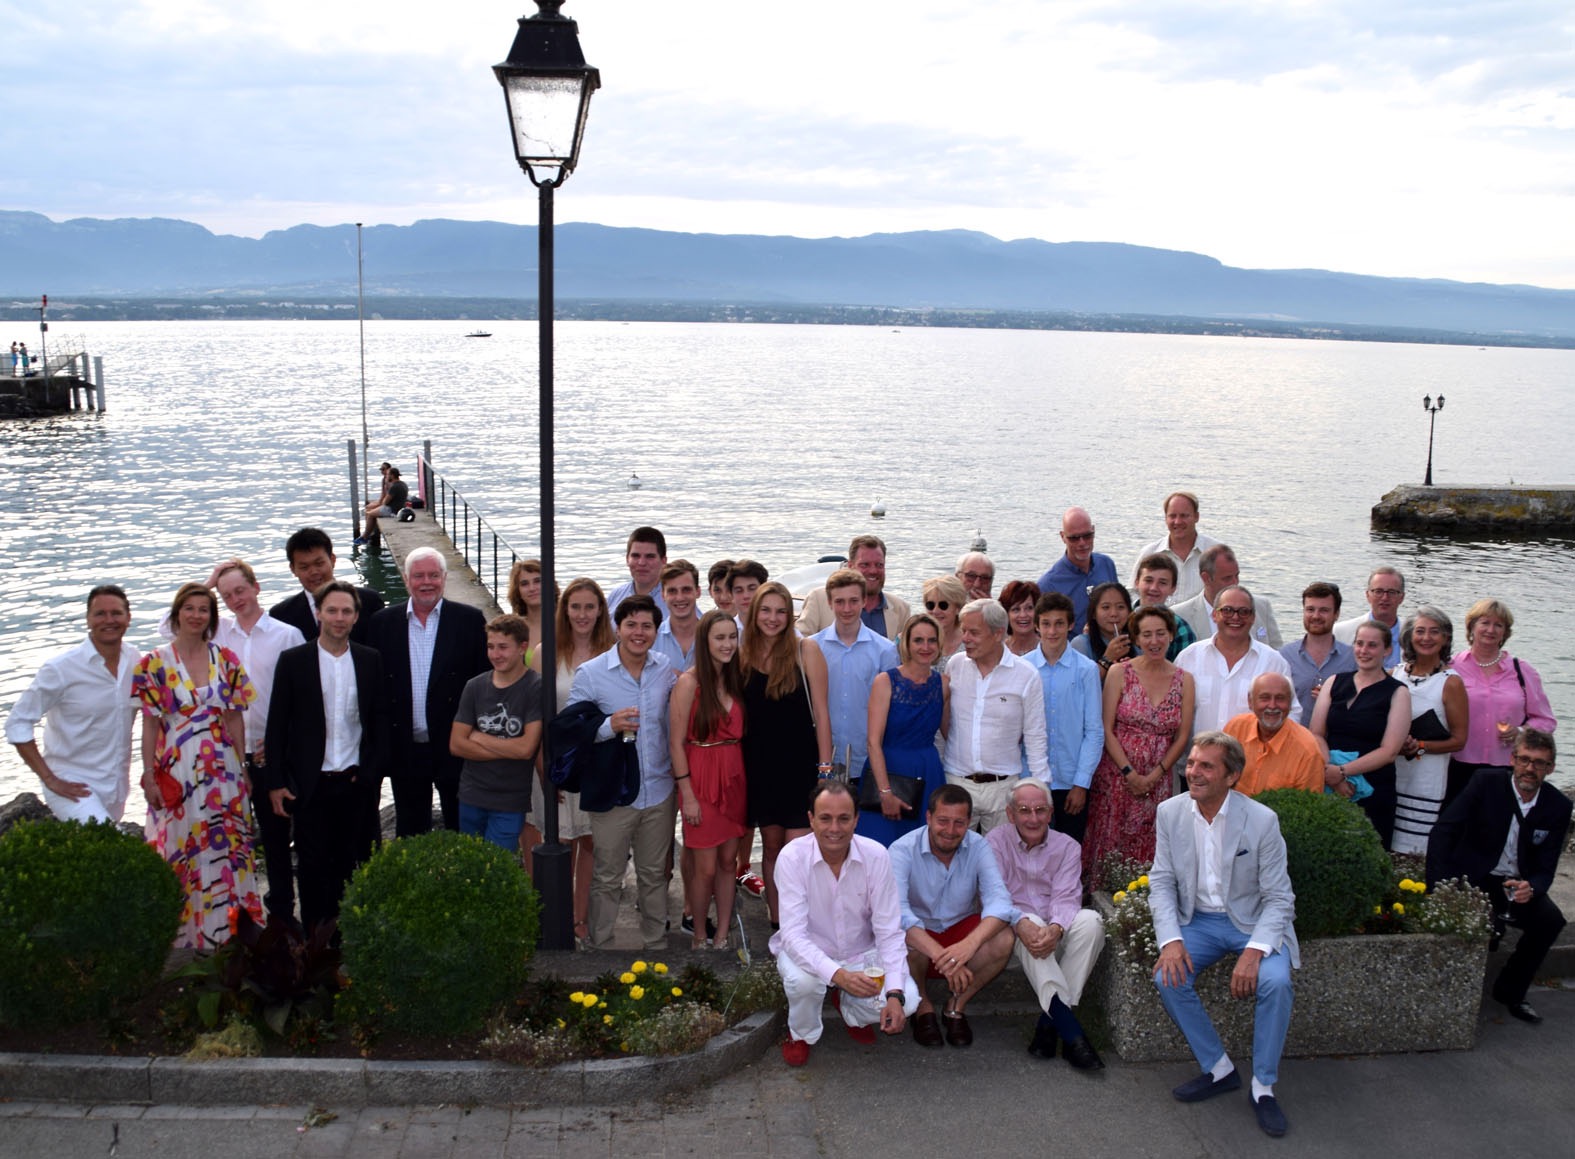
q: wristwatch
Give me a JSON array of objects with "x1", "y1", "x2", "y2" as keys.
[
  {"x1": 885, "y1": 989, "x2": 905, "y2": 1004},
  {"x1": 1120, "y1": 764, "x2": 1134, "y2": 777}
]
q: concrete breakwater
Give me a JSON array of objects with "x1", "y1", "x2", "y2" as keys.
[{"x1": 1372, "y1": 485, "x2": 1575, "y2": 533}]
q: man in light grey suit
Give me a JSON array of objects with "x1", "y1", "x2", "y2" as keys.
[
  {"x1": 1170, "y1": 545, "x2": 1283, "y2": 650},
  {"x1": 1150, "y1": 731, "x2": 1298, "y2": 1138}
]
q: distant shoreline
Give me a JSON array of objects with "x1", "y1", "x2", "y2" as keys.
[{"x1": 3, "y1": 297, "x2": 1571, "y2": 350}]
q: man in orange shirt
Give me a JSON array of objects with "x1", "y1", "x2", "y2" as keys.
[{"x1": 1225, "y1": 673, "x2": 1325, "y2": 797}]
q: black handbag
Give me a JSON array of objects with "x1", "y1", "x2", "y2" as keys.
[
  {"x1": 857, "y1": 770, "x2": 925, "y2": 815},
  {"x1": 1410, "y1": 709, "x2": 1452, "y2": 742}
]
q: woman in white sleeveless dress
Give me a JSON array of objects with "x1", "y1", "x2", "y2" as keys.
[{"x1": 1391, "y1": 607, "x2": 1469, "y2": 855}]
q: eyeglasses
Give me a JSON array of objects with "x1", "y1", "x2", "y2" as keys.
[
  {"x1": 1014, "y1": 805, "x2": 1052, "y2": 816},
  {"x1": 1513, "y1": 755, "x2": 1554, "y2": 774},
  {"x1": 961, "y1": 571, "x2": 993, "y2": 584},
  {"x1": 1216, "y1": 606, "x2": 1255, "y2": 619},
  {"x1": 1064, "y1": 531, "x2": 1095, "y2": 543},
  {"x1": 925, "y1": 600, "x2": 951, "y2": 611},
  {"x1": 1368, "y1": 587, "x2": 1403, "y2": 598}
]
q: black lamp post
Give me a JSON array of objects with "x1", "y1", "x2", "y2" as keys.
[
  {"x1": 495, "y1": 0, "x2": 600, "y2": 952},
  {"x1": 1422, "y1": 393, "x2": 1445, "y2": 486}
]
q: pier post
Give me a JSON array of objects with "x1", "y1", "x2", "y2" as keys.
[
  {"x1": 421, "y1": 438, "x2": 433, "y2": 509},
  {"x1": 347, "y1": 439, "x2": 362, "y2": 539},
  {"x1": 93, "y1": 356, "x2": 105, "y2": 412}
]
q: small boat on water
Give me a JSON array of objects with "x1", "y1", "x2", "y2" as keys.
[{"x1": 465, "y1": 330, "x2": 492, "y2": 338}]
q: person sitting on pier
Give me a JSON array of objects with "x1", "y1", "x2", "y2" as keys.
[
  {"x1": 356, "y1": 465, "x2": 408, "y2": 546},
  {"x1": 368, "y1": 546, "x2": 489, "y2": 835},
  {"x1": 269, "y1": 527, "x2": 386, "y2": 647},
  {"x1": 607, "y1": 526, "x2": 669, "y2": 620}
]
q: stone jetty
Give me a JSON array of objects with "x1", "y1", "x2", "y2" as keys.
[{"x1": 1372, "y1": 485, "x2": 1575, "y2": 533}]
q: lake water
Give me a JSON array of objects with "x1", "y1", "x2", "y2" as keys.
[{"x1": 3, "y1": 319, "x2": 1572, "y2": 807}]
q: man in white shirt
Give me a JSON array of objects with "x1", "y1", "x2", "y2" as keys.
[
  {"x1": 942, "y1": 599, "x2": 1051, "y2": 833},
  {"x1": 1170, "y1": 545, "x2": 1283, "y2": 650},
  {"x1": 7, "y1": 585, "x2": 140, "y2": 822},
  {"x1": 265, "y1": 582, "x2": 386, "y2": 935},
  {"x1": 771, "y1": 780, "x2": 916, "y2": 1066},
  {"x1": 1130, "y1": 491, "x2": 1221, "y2": 605},
  {"x1": 1150, "y1": 732, "x2": 1298, "y2": 1138},
  {"x1": 1176, "y1": 587, "x2": 1300, "y2": 737},
  {"x1": 1333, "y1": 566, "x2": 1406, "y2": 669}
]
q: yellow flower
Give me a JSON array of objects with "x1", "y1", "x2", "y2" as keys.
[
  {"x1": 632, "y1": 961, "x2": 648, "y2": 974},
  {"x1": 1137, "y1": 874, "x2": 1150, "y2": 888},
  {"x1": 653, "y1": 962, "x2": 669, "y2": 975},
  {"x1": 1392, "y1": 903, "x2": 1405, "y2": 915},
  {"x1": 1127, "y1": 880, "x2": 1140, "y2": 892},
  {"x1": 569, "y1": 991, "x2": 584, "y2": 1004},
  {"x1": 1410, "y1": 880, "x2": 1427, "y2": 894},
  {"x1": 671, "y1": 987, "x2": 683, "y2": 998},
  {"x1": 1373, "y1": 906, "x2": 1382, "y2": 915},
  {"x1": 598, "y1": 1001, "x2": 607, "y2": 1009},
  {"x1": 630, "y1": 985, "x2": 645, "y2": 1000},
  {"x1": 620, "y1": 1041, "x2": 630, "y2": 1051},
  {"x1": 1398, "y1": 878, "x2": 1415, "y2": 892},
  {"x1": 1113, "y1": 890, "x2": 1128, "y2": 903},
  {"x1": 556, "y1": 1018, "x2": 566, "y2": 1029},
  {"x1": 580, "y1": 993, "x2": 598, "y2": 1008},
  {"x1": 603, "y1": 1014, "x2": 614, "y2": 1025},
  {"x1": 619, "y1": 972, "x2": 636, "y2": 984}
]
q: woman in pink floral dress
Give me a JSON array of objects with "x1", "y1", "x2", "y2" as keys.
[
  {"x1": 135, "y1": 581, "x2": 261, "y2": 948},
  {"x1": 1081, "y1": 606, "x2": 1194, "y2": 885}
]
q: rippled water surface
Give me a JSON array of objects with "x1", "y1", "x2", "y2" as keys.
[{"x1": 3, "y1": 320, "x2": 1573, "y2": 804}]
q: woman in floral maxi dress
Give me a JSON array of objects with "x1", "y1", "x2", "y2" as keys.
[{"x1": 135, "y1": 581, "x2": 261, "y2": 948}]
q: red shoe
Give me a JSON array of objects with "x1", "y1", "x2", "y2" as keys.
[
  {"x1": 737, "y1": 871, "x2": 766, "y2": 899},
  {"x1": 781, "y1": 1036, "x2": 810, "y2": 1067},
  {"x1": 831, "y1": 989, "x2": 876, "y2": 1044}
]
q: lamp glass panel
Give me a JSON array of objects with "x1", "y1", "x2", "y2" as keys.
[{"x1": 505, "y1": 74, "x2": 585, "y2": 165}]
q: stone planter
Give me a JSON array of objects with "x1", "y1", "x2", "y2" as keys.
[{"x1": 1095, "y1": 911, "x2": 1487, "y2": 1062}]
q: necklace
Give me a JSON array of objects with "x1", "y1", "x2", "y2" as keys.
[{"x1": 1473, "y1": 651, "x2": 1503, "y2": 668}]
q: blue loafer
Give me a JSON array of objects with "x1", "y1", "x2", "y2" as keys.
[
  {"x1": 1252, "y1": 1093, "x2": 1288, "y2": 1137},
  {"x1": 1172, "y1": 1069, "x2": 1242, "y2": 1102}
]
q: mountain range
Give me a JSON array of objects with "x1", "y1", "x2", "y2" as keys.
[{"x1": 2, "y1": 210, "x2": 1572, "y2": 339}]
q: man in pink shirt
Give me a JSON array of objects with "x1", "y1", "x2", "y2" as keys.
[{"x1": 770, "y1": 781, "x2": 917, "y2": 1066}]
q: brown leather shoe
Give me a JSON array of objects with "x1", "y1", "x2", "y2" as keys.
[
  {"x1": 911, "y1": 1011, "x2": 945, "y2": 1048},
  {"x1": 942, "y1": 1009, "x2": 973, "y2": 1047}
]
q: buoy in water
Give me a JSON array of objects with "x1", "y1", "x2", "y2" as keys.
[
  {"x1": 870, "y1": 500, "x2": 886, "y2": 518},
  {"x1": 627, "y1": 473, "x2": 642, "y2": 490},
  {"x1": 970, "y1": 528, "x2": 987, "y2": 552}
]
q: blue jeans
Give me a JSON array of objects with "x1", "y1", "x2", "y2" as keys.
[
  {"x1": 459, "y1": 803, "x2": 526, "y2": 853},
  {"x1": 1153, "y1": 911, "x2": 1293, "y2": 1085}
]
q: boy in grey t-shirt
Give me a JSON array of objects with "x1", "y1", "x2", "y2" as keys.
[{"x1": 451, "y1": 614, "x2": 544, "y2": 851}]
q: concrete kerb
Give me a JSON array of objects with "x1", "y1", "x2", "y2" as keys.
[{"x1": 0, "y1": 1011, "x2": 782, "y2": 1109}]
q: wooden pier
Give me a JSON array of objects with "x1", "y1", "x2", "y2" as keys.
[{"x1": 375, "y1": 507, "x2": 503, "y2": 619}]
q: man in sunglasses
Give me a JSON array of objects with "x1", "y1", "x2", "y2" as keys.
[
  {"x1": 1428, "y1": 727, "x2": 1569, "y2": 1024},
  {"x1": 1035, "y1": 506, "x2": 1119, "y2": 635}
]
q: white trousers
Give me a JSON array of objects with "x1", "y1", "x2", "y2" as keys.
[
  {"x1": 777, "y1": 950, "x2": 920, "y2": 1045},
  {"x1": 945, "y1": 773, "x2": 1016, "y2": 833},
  {"x1": 1015, "y1": 908, "x2": 1106, "y2": 1010}
]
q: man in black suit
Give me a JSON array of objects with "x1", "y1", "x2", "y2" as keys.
[
  {"x1": 269, "y1": 527, "x2": 386, "y2": 646},
  {"x1": 264, "y1": 581, "x2": 387, "y2": 936},
  {"x1": 1428, "y1": 727, "x2": 1570, "y2": 1024},
  {"x1": 368, "y1": 546, "x2": 488, "y2": 836}
]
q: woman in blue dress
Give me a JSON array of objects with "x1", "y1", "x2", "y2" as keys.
[{"x1": 859, "y1": 613, "x2": 950, "y2": 845}]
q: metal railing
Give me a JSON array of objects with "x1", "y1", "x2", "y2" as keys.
[{"x1": 415, "y1": 450, "x2": 529, "y2": 610}]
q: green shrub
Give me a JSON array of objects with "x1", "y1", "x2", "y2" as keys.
[
  {"x1": 0, "y1": 819, "x2": 183, "y2": 1026},
  {"x1": 1255, "y1": 789, "x2": 1391, "y2": 939},
  {"x1": 337, "y1": 830, "x2": 540, "y2": 1036}
]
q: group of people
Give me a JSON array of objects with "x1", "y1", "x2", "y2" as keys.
[
  {"x1": 7, "y1": 493, "x2": 1567, "y2": 1137},
  {"x1": 8, "y1": 341, "x2": 32, "y2": 376}
]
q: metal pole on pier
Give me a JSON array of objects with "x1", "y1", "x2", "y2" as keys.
[
  {"x1": 93, "y1": 356, "x2": 106, "y2": 412},
  {"x1": 347, "y1": 439, "x2": 362, "y2": 540},
  {"x1": 357, "y1": 223, "x2": 370, "y2": 503}
]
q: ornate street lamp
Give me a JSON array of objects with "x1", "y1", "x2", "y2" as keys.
[
  {"x1": 1422, "y1": 393, "x2": 1445, "y2": 486},
  {"x1": 495, "y1": 0, "x2": 599, "y2": 952}
]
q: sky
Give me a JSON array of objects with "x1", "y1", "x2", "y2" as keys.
[{"x1": 2, "y1": 0, "x2": 1572, "y2": 287}]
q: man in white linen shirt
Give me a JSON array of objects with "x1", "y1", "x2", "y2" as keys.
[
  {"x1": 771, "y1": 780, "x2": 916, "y2": 1067},
  {"x1": 7, "y1": 585, "x2": 140, "y2": 822},
  {"x1": 1175, "y1": 587, "x2": 1300, "y2": 738},
  {"x1": 942, "y1": 599, "x2": 1050, "y2": 833},
  {"x1": 1130, "y1": 490, "x2": 1221, "y2": 605},
  {"x1": 1332, "y1": 566, "x2": 1406, "y2": 670}
]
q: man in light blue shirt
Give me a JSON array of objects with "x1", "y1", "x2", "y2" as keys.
[
  {"x1": 812, "y1": 569, "x2": 898, "y2": 778},
  {"x1": 1280, "y1": 581, "x2": 1356, "y2": 725},
  {"x1": 1023, "y1": 593, "x2": 1104, "y2": 844},
  {"x1": 1036, "y1": 506, "x2": 1120, "y2": 635},
  {"x1": 606, "y1": 526, "x2": 670, "y2": 621},
  {"x1": 652, "y1": 560, "x2": 702, "y2": 673},
  {"x1": 889, "y1": 784, "x2": 1016, "y2": 1049},
  {"x1": 567, "y1": 594, "x2": 679, "y2": 952}
]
